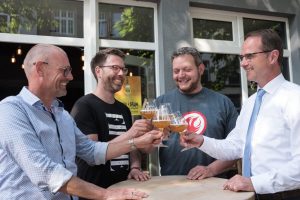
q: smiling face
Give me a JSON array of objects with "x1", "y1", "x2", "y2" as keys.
[
  {"x1": 98, "y1": 54, "x2": 126, "y2": 94},
  {"x1": 172, "y1": 54, "x2": 204, "y2": 94},
  {"x1": 240, "y1": 36, "x2": 275, "y2": 87},
  {"x1": 42, "y1": 52, "x2": 73, "y2": 98}
]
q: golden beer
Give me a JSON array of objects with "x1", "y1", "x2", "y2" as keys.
[
  {"x1": 169, "y1": 124, "x2": 188, "y2": 133},
  {"x1": 140, "y1": 110, "x2": 156, "y2": 119},
  {"x1": 152, "y1": 120, "x2": 171, "y2": 129}
]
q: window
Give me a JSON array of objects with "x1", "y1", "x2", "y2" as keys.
[
  {"x1": 98, "y1": 0, "x2": 158, "y2": 101},
  {"x1": 193, "y1": 19, "x2": 233, "y2": 41},
  {"x1": 53, "y1": 10, "x2": 75, "y2": 36},
  {"x1": 0, "y1": 0, "x2": 83, "y2": 38},
  {"x1": 202, "y1": 53, "x2": 241, "y2": 110},
  {"x1": 99, "y1": 3, "x2": 154, "y2": 42},
  {"x1": 243, "y1": 18, "x2": 287, "y2": 48},
  {"x1": 191, "y1": 8, "x2": 291, "y2": 106},
  {"x1": 0, "y1": 12, "x2": 10, "y2": 32},
  {"x1": 98, "y1": 0, "x2": 158, "y2": 175}
]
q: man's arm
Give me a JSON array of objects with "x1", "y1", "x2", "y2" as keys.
[
  {"x1": 187, "y1": 160, "x2": 237, "y2": 180},
  {"x1": 59, "y1": 176, "x2": 148, "y2": 199},
  {"x1": 106, "y1": 130, "x2": 162, "y2": 161},
  {"x1": 109, "y1": 119, "x2": 153, "y2": 143},
  {"x1": 128, "y1": 150, "x2": 151, "y2": 181}
]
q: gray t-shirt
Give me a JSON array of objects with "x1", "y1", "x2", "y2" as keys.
[{"x1": 156, "y1": 87, "x2": 238, "y2": 176}]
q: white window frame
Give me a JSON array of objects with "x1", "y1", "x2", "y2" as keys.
[
  {"x1": 190, "y1": 7, "x2": 291, "y2": 104},
  {"x1": 86, "y1": 0, "x2": 159, "y2": 95}
]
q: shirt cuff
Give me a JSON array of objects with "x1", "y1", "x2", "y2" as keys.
[
  {"x1": 199, "y1": 136, "x2": 213, "y2": 152},
  {"x1": 94, "y1": 141, "x2": 109, "y2": 165},
  {"x1": 251, "y1": 172, "x2": 277, "y2": 194},
  {"x1": 48, "y1": 165, "x2": 73, "y2": 193}
]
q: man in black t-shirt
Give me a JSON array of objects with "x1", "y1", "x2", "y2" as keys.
[{"x1": 71, "y1": 48, "x2": 152, "y2": 196}]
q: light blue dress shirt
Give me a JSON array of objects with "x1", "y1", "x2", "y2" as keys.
[{"x1": 0, "y1": 87, "x2": 108, "y2": 199}]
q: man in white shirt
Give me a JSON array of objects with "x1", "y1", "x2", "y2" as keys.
[{"x1": 181, "y1": 29, "x2": 300, "y2": 200}]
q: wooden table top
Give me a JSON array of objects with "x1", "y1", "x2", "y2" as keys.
[{"x1": 109, "y1": 175, "x2": 255, "y2": 200}]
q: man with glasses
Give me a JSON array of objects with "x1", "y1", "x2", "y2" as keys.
[
  {"x1": 71, "y1": 48, "x2": 153, "y2": 197},
  {"x1": 181, "y1": 29, "x2": 300, "y2": 200},
  {"x1": 0, "y1": 44, "x2": 162, "y2": 199}
]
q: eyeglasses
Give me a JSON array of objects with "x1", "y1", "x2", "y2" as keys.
[
  {"x1": 239, "y1": 50, "x2": 273, "y2": 62},
  {"x1": 101, "y1": 65, "x2": 128, "y2": 75},
  {"x1": 33, "y1": 61, "x2": 72, "y2": 77},
  {"x1": 58, "y1": 66, "x2": 72, "y2": 77}
]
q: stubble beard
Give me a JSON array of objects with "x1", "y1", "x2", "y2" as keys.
[{"x1": 177, "y1": 76, "x2": 201, "y2": 94}]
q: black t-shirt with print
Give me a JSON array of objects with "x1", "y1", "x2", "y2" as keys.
[{"x1": 71, "y1": 93, "x2": 132, "y2": 189}]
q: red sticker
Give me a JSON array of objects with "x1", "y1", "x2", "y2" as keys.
[{"x1": 183, "y1": 111, "x2": 207, "y2": 135}]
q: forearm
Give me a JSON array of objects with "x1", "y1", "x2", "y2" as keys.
[
  {"x1": 59, "y1": 176, "x2": 106, "y2": 199},
  {"x1": 207, "y1": 160, "x2": 237, "y2": 176},
  {"x1": 199, "y1": 136, "x2": 241, "y2": 160},
  {"x1": 106, "y1": 140, "x2": 133, "y2": 160},
  {"x1": 110, "y1": 132, "x2": 130, "y2": 143},
  {"x1": 106, "y1": 130, "x2": 161, "y2": 161},
  {"x1": 130, "y1": 150, "x2": 142, "y2": 169}
]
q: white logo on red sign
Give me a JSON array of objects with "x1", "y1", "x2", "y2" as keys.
[{"x1": 183, "y1": 111, "x2": 207, "y2": 135}]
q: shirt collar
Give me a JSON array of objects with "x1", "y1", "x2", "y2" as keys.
[
  {"x1": 258, "y1": 73, "x2": 285, "y2": 95},
  {"x1": 18, "y1": 87, "x2": 64, "y2": 109}
]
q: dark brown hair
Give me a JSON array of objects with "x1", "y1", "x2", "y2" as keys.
[
  {"x1": 171, "y1": 47, "x2": 203, "y2": 67},
  {"x1": 90, "y1": 48, "x2": 125, "y2": 80},
  {"x1": 245, "y1": 29, "x2": 283, "y2": 65}
]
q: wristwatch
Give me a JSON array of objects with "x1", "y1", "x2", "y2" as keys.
[{"x1": 128, "y1": 138, "x2": 137, "y2": 150}]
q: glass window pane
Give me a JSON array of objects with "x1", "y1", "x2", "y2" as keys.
[
  {"x1": 201, "y1": 53, "x2": 241, "y2": 111},
  {"x1": 243, "y1": 18, "x2": 287, "y2": 49},
  {"x1": 68, "y1": 20, "x2": 73, "y2": 34},
  {"x1": 193, "y1": 19, "x2": 233, "y2": 41},
  {"x1": 99, "y1": 3, "x2": 154, "y2": 42},
  {"x1": 0, "y1": 0, "x2": 83, "y2": 38}
]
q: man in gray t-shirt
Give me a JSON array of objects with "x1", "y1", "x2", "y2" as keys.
[{"x1": 156, "y1": 47, "x2": 238, "y2": 179}]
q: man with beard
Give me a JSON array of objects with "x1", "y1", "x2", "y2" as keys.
[
  {"x1": 71, "y1": 48, "x2": 152, "y2": 196},
  {"x1": 156, "y1": 47, "x2": 239, "y2": 179}
]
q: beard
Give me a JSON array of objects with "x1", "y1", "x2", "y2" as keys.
[
  {"x1": 176, "y1": 75, "x2": 201, "y2": 94},
  {"x1": 104, "y1": 76, "x2": 124, "y2": 94}
]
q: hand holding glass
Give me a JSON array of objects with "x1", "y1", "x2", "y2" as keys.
[{"x1": 152, "y1": 105, "x2": 171, "y2": 147}]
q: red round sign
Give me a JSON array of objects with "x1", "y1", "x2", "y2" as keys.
[{"x1": 183, "y1": 111, "x2": 207, "y2": 135}]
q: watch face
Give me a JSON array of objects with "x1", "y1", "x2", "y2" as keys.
[{"x1": 129, "y1": 139, "x2": 137, "y2": 150}]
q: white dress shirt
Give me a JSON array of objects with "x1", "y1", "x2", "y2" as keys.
[{"x1": 200, "y1": 74, "x2": 300, "y2": 194}]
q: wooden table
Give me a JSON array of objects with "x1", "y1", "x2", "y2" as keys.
[{"x1": 110, "y1": 175, "x2": 255, "y2": 200}]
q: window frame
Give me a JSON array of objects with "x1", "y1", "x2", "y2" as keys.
[
  {"x1": 190, "y1": 7, "x2": 291, "y2": 104},
  {"x1": 87, "y1": 0, "x2": 159, "y2": 95}
]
